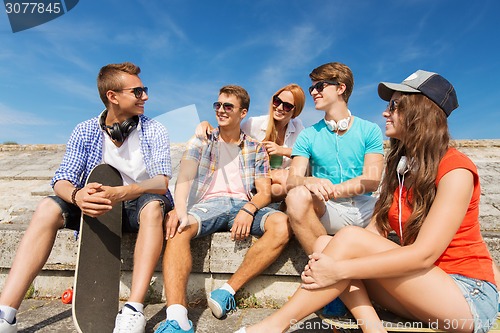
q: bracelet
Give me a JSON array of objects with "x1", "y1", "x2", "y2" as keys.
[
  {"x1": 240, "y1": 207, "x2": 255, "y2": 218},
  {"x1": 247, "y1": 201, "x2": 259, "y2": 212},
  {"x1": 71, "y1": 188, "x2": 81, "y2": 206}
]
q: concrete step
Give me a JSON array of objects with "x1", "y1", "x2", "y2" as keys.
[
  {"x1": 0, "y1": 227, "x2": 308, "y2": 306},
  {"x1": 2, "y1": 226, "x2": 500, "y2": 307}
]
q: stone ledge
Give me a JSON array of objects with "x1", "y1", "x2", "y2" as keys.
[
  {"x1": 0, "y1": 229, "x2": 306, "y2": 276},
  {"x1": 3, "y1": 227, "x2": 500, "y2": 304},
  {"x1": 0, "y1": 228, "x2": 307, "y2": 304}
]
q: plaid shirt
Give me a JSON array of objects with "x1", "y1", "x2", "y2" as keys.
[
  {"x1": 183, "y1": 128, "x2": 270, "y2": 207},
  {"x1": 51, "y1": 114, "x2": 172, "y2": 197}
]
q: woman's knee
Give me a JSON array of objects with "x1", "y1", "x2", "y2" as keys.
[
  {"x1": 332, "y1": 226, "x2": 365, "y2": 244},
  {"x1": 324, "y1": 226, "x2": 375, "y2": 258},
  {"x1": 313, "y1": 234, "x2": 334, "y2": 253}
]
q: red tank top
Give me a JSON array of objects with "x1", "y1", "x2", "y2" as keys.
[{"x1": 388, "y1": 148, "x2": 494, "y2": 284}]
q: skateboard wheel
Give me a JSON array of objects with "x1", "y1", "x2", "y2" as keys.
[{"x1": 62, "y1": 288, "x2": 73, "y2": 304}]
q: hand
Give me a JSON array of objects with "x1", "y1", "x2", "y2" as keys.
[
  {"x1": 77, "y1": 183, "x2": 113, "y2": 217},
  {"x1": 304, "y1": 178, "x2": 337, "y2": 201},
  {"x1": 177, "y1": 213, "x2": 190, "y2": 234},
  {"x1": 164, "y1": 209, "x2": 179, "y2": 239},
  {"x1": 301, "y1": 252, "x2": 339, "y2": 290},
  {"x1": 195, "y1": 121, "x2": 214, "y2": 141},
  {"x1": 230, "y1": 210, "x2": 253, "y2": 241},
  {"x1": 262, "y1": 141, "x2": 282, "y2": 156}
]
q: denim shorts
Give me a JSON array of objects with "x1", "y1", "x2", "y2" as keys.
[
  {"x1": 188, "y1": 197, "x2": 280, "y2": 238},
  {"x1": 450, "y1": 274, "x2": 498, "y2": 333},
  {"x1": 49, "y1": 193, "x2": 173, "y2": 233}
]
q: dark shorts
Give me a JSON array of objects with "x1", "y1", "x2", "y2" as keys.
[{"x1": 49, "y1": 193, "x2": 173, "y2": 233}]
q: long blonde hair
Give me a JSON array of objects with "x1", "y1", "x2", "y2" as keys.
[
  {"x1": 374, "y1": 93, "x2": 451, "y2": 245},
  {"x1": 263, "y1": 84, "x2": 305, "y2": 142}
]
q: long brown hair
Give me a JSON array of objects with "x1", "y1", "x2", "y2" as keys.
[
  {"x1": 374, "y1": 93, "x2": 451, "y2": 245},
  {"x1": 263, "y1": 84, "x2": 305, "y2": 143}
]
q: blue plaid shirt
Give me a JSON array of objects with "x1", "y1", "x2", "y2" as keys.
[
  {"x1": 182, "y1": 128, "x2": 270, "y2": 207},
  {"x1": 51, "y1": 114, "x2": 172, "y2": 199}
]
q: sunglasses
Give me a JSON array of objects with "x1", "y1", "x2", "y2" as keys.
[
  {"x1": 116, "y1": 86, "x2": 148, "y2": 99},
  {"x1": 388, "y1": 99, "x2": 398, "y2": 114},
  {"x1": 213, "y1": 101, "x2": 242, "y2": 113},
  {"x1": 308, "y1": 80, "x2": 339, "y2": 95},
  {"x1": 272, "y1": 95, "x2": 295, "y2": 112}
]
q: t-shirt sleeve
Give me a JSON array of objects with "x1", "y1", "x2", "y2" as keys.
[
  {"x1": 364, "y1": 122, "x2": 384, "y2": 155},
  {"x1": 291, "y1": 130, "x2": 311, "y2": 158},
  {"x1": 436, "y1": 148, "x2": 478, "y2": 185}
]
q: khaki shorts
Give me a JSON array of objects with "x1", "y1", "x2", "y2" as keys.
[{"x1": 319, "y1": 195, "x2": 377, "y2": 234}]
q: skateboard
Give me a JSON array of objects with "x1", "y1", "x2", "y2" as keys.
[
  {"x1": 72, "y1": 164, "x2": 123, "y2": 333},
  {"x1": 320, "y1": 306, "x2": 500, "y2": 333}
]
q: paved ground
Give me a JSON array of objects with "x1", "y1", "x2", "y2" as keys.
[{"x1": 15, "y1": 298, "x2": 333, "y2": 332}]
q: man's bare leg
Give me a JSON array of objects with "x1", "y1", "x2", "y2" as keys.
[{"x1": 286, "y1": 186, "x2": 327, "y2": 254}]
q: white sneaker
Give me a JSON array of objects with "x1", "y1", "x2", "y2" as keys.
[
  {"x1": 234, "y1": 328, "x2": 246, "y2": 333},
  {"x1": 113, "y1": 304, "x2": 146, "y2": 333},
  {"x1": 0, "y1": 318, "x2": 17, "y2": 333}
]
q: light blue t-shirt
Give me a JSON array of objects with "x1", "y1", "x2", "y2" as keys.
[{"x1": 292, "y1": 116, "x2": 384, "y2": 186}]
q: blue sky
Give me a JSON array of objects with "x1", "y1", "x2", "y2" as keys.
[{"x1": 1, "y1": 0, "x2": 499, "y2": 144}]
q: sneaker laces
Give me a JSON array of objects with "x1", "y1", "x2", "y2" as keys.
[
  {"x1": 224, "y1": 294, "x2": 237, "y2": 312},
  {"x1": 156, "y1": 320, "x2": 183, "y2": 332},
  {"x1": 165, "y1": 320, "x2": 181, "y2": 329},
  {"x1": 116, "y1": 304, "x2": 143, "y2": 331}
]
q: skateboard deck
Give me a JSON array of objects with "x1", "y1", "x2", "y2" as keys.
[
  {"x1": 321, "y1": 307, "x2": 500, "y2": 332},
  {"x1": 72, "y1": 164, "x2": 123, "y2": 333}
]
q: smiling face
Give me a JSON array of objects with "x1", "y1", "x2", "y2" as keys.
[
  {"x1": 272, "y1": 90, "x2": 295, "y2": 124},
  {"x1": 309, "y1": 80, "x2": 345, "y2": 112},
  {"x1": 107, "y1": 73, "x2": 148, "y2": 121},
  {"x1": 383, "y1": 91, "x2": 403, "y2": 140},
  {"x1": 214, "y1": 93, "x2": 247, "y2": 129}
]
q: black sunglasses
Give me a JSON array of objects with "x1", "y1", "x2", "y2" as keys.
[
  {"x1": 308, "y1": 80, "x2": 339, "y2": 95},
  {"x1": 272, "y1": 95, "x2": 295, "y2": 112},
  {"x1": 388, "y1": 99, "x2": 398, "y2": 114},
  {"x1": 213, "y1": 101, "x2": 242, "y2": 113},
  {"x1": 116, "y1": 86, "x2": 148, "y2": 99}
]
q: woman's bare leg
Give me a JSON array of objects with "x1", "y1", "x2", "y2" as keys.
[{"x1": 245, "y1": 226, "x2": 474, "y2": 333}]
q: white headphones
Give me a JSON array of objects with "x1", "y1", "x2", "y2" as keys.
[
  {"x1": 325, "y1": 110, "x2": 352, "y2": 132},
  {"x1": 397, "y1": 156, "x2": 409, "y2": 175},
  {"x1": 396, "y1": 156, "x2": 410, "y2": 240}
]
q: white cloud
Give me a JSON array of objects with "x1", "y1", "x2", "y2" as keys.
[{"x1": 0, "y1": 102, "x2": 51, "y2": 125}]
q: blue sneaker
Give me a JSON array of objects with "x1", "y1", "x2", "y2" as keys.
[
  {"x1": 154, "y1": 320, "x2": 194, "y2": 333},
  {"x1": 322, "y1": 297, "x2": 347, "y2": 317},
  {"x1": 207, "y1": 289, "x2": 237, "y2": 318}
]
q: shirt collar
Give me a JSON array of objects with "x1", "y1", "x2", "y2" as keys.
[{"x1": 211, "y1": 127, "x2": 246, "y2": 146}]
